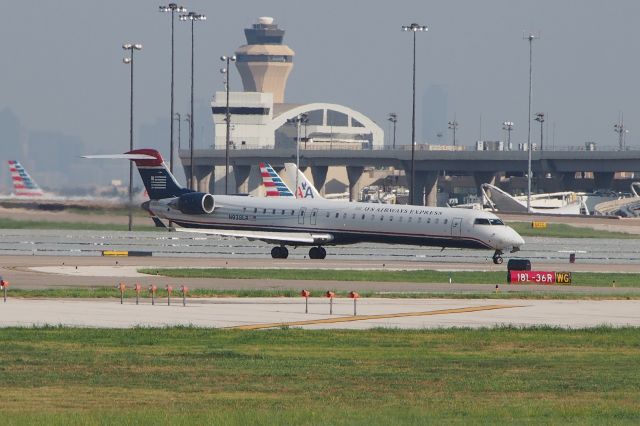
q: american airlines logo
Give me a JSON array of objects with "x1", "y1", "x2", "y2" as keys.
[{"x1": 150, "y1": 175, "x2": 167, "y2": 189}]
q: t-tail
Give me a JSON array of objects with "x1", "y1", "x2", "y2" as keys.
[
  {"x1": 8, "y1": 160, "x2": 44, "y2": 197},
  {"x1": 83, "y1": 149, "x2": 191, "y2": 200}
]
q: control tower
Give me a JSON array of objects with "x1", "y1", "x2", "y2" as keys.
[{"x1": 235, "y1": 17, "x2": 294, "y2": 103}]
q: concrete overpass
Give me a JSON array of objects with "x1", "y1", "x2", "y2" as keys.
[{"x1": 179, "y1": 146, "x2": 640, "y2": 206}]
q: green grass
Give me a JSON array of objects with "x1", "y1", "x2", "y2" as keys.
[
  {"x1": 0, "y1": 218, "x2": 157, "y2": 231},
  {"x1": 0, "y1": 327, "x2": 638, "y2": 424},
  {"x1": 7, "y1": 287, "x2": 640, "y2": 300},
  {"x1": 139, "y1": 268, "x2": 640, "y2": 288},
  {"x1": 508, "y1": 221, "x2": 639, "y2": 239}
]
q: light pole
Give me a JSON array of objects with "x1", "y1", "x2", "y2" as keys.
[
  {"x1": 183, "y1": 113, "x2": 191, "y2": 151},
  {"x1": 447, "y1": 120, "x2": 458, "y2": 146},
  {"x1": 159, "y1": 3, "x2": 187, "y2": 175},
  {"x1": 614, "y1": 114, "x2": 628, "y2": 151},
  {"x1": 388, "y1": 113, "x2": 397, "y2": 148},
  {"x1": 122, "y1": 42, "x2": 142, "y2": 232},
  {"x1": 174, "y1": 112, "x2": 181, "y2": 150},
  {"x1": 286, "y1": 115, "x2": 305, "y2": 198},
  {"x1": 535, "y1": 112, "x2": 545, "y2": 151},
  {"x1": 220, "y1": 55, "x2": 236, "y2": 195},
  {"x1": 402, "y1": 23, "x2": 427, "y2": 205},
  {"x1": 502, "y1": 121, "x2": 514, "y2": 149},
  {"x1": 524, "y1": 33, "x2": 538, "y2": 212},
  {"x1": 180, "y1": 11, "x2": 206, "y2": 190}
]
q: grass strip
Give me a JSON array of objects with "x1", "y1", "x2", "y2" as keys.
[
  {"x1": 8, "y1": 288, "x2": 640, "y2": 300},
  {"x1": 0, "y1": 218, "x2": 156, "y2": 231},
  {"x1": 507, "y1": 221, "x2": 639, "y2": 239},
  {"x1": 0, "y1": 327, "x2": 638, "y2": 423},
  {"x1": 139, "y1": 267, "x2": 640, "y2": 288}
]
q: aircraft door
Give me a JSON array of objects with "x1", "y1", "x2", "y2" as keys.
[
  {"x1": 310, "y1": 208, "x2": 318, "y2": 225},
  {"x1": 298, "y1": 207, "x2": 307, "y2": 225},
  {"x1": 451, "y1": 217, "x2": 463, "y2": 237}
]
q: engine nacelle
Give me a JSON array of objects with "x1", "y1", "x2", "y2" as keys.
[{"x1": 176, "y1": 192, "x2": 215, "y2": 215}]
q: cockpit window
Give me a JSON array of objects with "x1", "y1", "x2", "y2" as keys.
[
  {"x1": 489, "y1": 219, "x2": 504, "y2": 225},
  {"x1": 474, "y1": 218, "x2": 491, "y2": 225}
]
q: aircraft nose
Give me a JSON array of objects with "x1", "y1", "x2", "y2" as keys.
[{"x1": 509, "y1": 227, "x2": 525, "y2": 247}]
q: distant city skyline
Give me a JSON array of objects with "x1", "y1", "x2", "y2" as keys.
[{"x1": 1, "y1": 1, "x2": 639, "y2": 188}]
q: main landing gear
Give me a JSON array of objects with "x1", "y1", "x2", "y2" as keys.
[
  {"x1": 492, "y1": 250, "x2": 504, "y2": 265},
  {"x1": 309, "y1": 246, "x2": 326, "y2": 260},
  {"x1": 271, "y1": 246, "x2": 289, "y2": 259}
]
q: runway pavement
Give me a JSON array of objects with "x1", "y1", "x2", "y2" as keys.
[{"x1": 0, "y1": 297, "x2": 638, "y2": 329}]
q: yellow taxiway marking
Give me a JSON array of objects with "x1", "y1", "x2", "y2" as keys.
[{"x1": 229, "y1": 304, "x2": 520, "y2": 330}]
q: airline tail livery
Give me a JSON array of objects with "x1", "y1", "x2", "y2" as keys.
[{"x1": 8, "y1": 161, "x2": 44, "y2": 197}]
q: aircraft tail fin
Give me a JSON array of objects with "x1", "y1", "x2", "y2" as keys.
[
  {"x1": 259, "y1": 163, "x2": 294, "y2": 197},
  {"x1": 8, "y1": 161, "x2": 44, "y2": 197},
  {"x1": 83, "y1": 149, "x2": 191, "y2": 200},
  {"x1": 284, "y1": 163, "x2": 322, "y2": 199}
]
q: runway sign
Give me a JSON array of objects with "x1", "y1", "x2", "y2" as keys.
[
  {"x1": 508, "y1": 271, "x2": 572, "y2": 285},
  {"x1": 531, "y1": 221, "x2": 547, "y2": 229}
]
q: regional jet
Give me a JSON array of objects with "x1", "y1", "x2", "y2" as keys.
[{"x1": 85, "y1": 149, "x2": 524, "y2": 264}]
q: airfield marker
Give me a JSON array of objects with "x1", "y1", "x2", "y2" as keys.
[
  {"x1": 117, "y1": 283, "x2": 126, "y2": 304},
  {"x1": 326, "y1": 291, "x2": 335, "y2": 315},
  {"x1": 166, "y1": 285, "x2": 173, "y2": 306},
  {"x1": 134, "y1": 283, "x2": 141, "y2": 305},
  {"x1": 149, "y1": 285, "x2": 157, "y2": 305},
  {"x1": 301, "y1": 290, "x2": 310, "y2": 313},
  {"x1": 0, "y1": 280, "x2": 9, "y2": 303},
  {"x1": 349, "y1": 291, "x2": 360, "y2": 316},
  {"x1": 180, "y1": 285, "x2": 188, "y2": 306}
]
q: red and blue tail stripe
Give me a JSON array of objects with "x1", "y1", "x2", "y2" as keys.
[
  {"x1": 8, "y1": 160, "x2": 44, "y2": 197},
  {"x1": 259, "y1": 163, "x2": 293, "y2": 197}
]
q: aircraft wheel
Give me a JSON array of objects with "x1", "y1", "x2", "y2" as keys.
[
  {"x1": 318, "y1": 246, "x2": 327, "y2": 259},
  {"x1": 271, "y1": 246, "x2": 289, "y2": 259},
  {"x1": 309, "y1": 247, "x2": 319, "y2": 259},
  {"x1": 493, "y1": 255, "x2": 503, "y2": 265}
]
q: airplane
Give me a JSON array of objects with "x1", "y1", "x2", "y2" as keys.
[
  {"x1": 261, "y1": 162, "x2": 349, "y2": 200},
  {"x1": 85, "y1": 149, "x2": 525, "y2": 264},
  {"x1": 481, "y1": 183, "x2": 587, "y2": 215},
  {"x1": 8, "y1": 160, "x2": 45, "y2": 197},
  {"x1": 259, "y1": 162, "x2": 321, "y2": 199}
]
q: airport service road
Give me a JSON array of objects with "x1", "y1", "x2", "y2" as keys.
[
  {"x1": 0, "y1": 298, "x2": 638, "y2": 330},
  {"x1": 0, "y1": 229, "x2": 639, "y2": 265}
]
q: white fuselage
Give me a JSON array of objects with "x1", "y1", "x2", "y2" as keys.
[{"x1": 150, "y1": 195, "x2": 524, "y2": 252}]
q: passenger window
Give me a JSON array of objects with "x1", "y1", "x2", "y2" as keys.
[
  {"x1": 408, "y1": 217, "x2": 412, "y2": 223},
  {"x1": 343, "y1": 213, "x2": 347, "y2": 219},
  {"x1": 291, "y1": 210, "x2": 295, "y2": 215},
  {"x1": 312, "y1": 211, "x2": 316, "y2": 217},
  {"x1": 243, "y1": 207, "x2": 247, "y2": 212},
  {"x1": 281, "y1": 209, "x2": 285, "y2": 215},
  {"x1": 418, "y1": 217, "x2": 422, "y2": 223},
  {"x1": 380, "y1": 215, "x2": 384, "y2": 221},
  {"x1": 263, "y1": 208, "x2": 267, "y2": 214},
  {"x1": 335, "y1": 213, "x2": 339, "y2": 218},
  {"x1": 427, "y1": 218, "x2": 431, "y2": 224},
  {"x1": 435, "y1": 218, "x2": 439, "y2": 224},
  {"x1": 254, "y1": 208, "x2": 257, "y2": 213},
  {"x1": 272, "y1": 209, "x2": 276, "y2": 214},
  {"x1": 444, "y1": 219, "x2": 448, "y2": 224},
  {"x1": 389, "y1": 216, "x2": 393, "y2": 221},
  {"x1": 362, "y1": 214, "x2": 365, "y2": 220},
  {"x1": 352, "y1": 214, "x2": 356, "y2": 220},
  {"x1": 300, "y1": 210, "x2": 305, "y2": 216},
  {"x1": 326, "y1": 212, "x2": 330, "y2": 218}
]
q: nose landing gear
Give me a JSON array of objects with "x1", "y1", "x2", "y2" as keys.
[
  {"x1": 309, "y1": 246, "x2": 326, "y2": 259},
  {"x1": 271, "y1": 246, "x2": 289, "y2": 259},
  {"x1": 492, "y1": 250, "x2": 504, "y2": 265}
]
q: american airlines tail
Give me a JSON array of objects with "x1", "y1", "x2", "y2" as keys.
[
  {"x1": 8, "y1": 161, "x2": 45, "y2": 197},
  {"x1": 284, "y1": 163, "x2": 322, "y2": 199},
  {"x1": 259, "y1": 163, "x2": 294, "y2": 197}
]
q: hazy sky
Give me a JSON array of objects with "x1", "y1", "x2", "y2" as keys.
[{"x1": 2, "y1": 0, "x2": 639, "y2": 165}]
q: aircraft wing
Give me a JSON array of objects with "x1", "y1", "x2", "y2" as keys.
[{"x1": 173, "y1": 227, "x2": 334, "y2": 245}]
